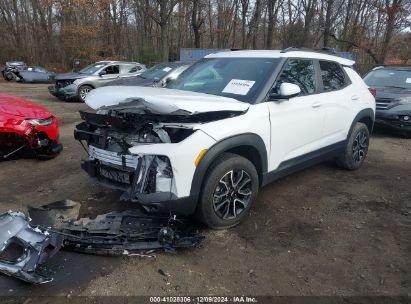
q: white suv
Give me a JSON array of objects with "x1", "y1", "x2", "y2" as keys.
[{"x1": 74, "y1": 49, "x2": 375, "y2": 228}]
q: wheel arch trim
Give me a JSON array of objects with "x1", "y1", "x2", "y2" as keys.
[
  {"x1": 348, "y1": 108, "x2": 375, "y2": 136},
  {"x1": 189, "y1": 133, "x2": 268, "y2": 201}
]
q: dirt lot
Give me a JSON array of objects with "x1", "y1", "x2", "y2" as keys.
[{"x1": 0, "y1": 81, "x2": 410, "y2": 297}]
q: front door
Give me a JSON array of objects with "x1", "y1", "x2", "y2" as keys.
[{"x1": 266, "y1": 58, "x2": 325, "y2": 171}]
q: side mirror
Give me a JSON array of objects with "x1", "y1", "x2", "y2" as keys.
[
  {"x1": 98, "y1": 70, "x2": 107, "y2": 77},
  {"x1": 279, "y1": 83, "x2": 301, "y2": 98}
]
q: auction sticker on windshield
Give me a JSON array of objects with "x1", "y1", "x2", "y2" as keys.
[
  {"x1": 406, "y1": 78, "x2": 411, "y2": 84},
  {"x1": 222, "y1": 79, "x2": 255, "y2": 95},
  {"x1": 163, "y1": 67, "x2": 172, "y2": 72}
]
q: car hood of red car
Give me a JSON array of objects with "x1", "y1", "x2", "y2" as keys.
[{"x1": 0, "y1": 93, "x2": 52, "y2": 119}]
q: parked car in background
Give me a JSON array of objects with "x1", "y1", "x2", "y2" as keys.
[
  {"x1": 17, "y1": 66, "x2": 56, "y2": 83},
  {"x1": 75, "y1": 49, "x2": 375, "y2": 228},
  {"x1": 0, "y1": 93, "x2": 62, "y2": 159},
  {"x1": 104, "y1": 62, "x2": 191, "y2": 87},
  {"x1": 2, "y1": 61, "x2": 27, "y2": 81},
  {"x1": 363, "y1": 65, "x2": 411, "y2": 135},
  {"x1": 48, "y1": 61, "x2": 146, "y2": 102}
]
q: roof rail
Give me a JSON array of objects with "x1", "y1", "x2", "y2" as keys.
[{"x1": 281, "y1": 47, "x2": 337, "y2": 55}]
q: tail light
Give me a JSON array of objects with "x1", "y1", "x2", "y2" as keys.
[{"x1": 368, "y1": 88, "x2": 377, "y2": 97}]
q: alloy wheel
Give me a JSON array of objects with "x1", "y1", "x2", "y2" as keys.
[
  {"x1": 80, "y1": 87, "x2": 91, "y2": 100},
  {"x1": 212, "y1": 169, "x2": 252, "y2": 220},
  {"x1": 352, "y1": 130, "x2": 368, "y2": 164}
]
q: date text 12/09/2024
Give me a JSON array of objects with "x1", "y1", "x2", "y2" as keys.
[{"x1": 149, "y1": 296, "x2": 258, "y2": 303}]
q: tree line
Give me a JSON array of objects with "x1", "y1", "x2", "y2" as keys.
[{"x1": 0, "y1": 0, "x2": 410, "y2": 72}]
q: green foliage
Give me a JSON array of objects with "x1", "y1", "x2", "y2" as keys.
[{"x1": 138, "y1": 48, "x2": 161, "y2": 66}]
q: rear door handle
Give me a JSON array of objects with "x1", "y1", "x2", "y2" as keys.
[
  {"x1": 312, "y1": 102, "x2": 322, "y2": 108},
  {"x1": 351, "y1": 95, "x2": 359, "y2": 101}
]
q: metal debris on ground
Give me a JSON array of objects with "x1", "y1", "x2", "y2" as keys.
[
  {"x1": 0, "y1": 211, "x2": 63, "y2": 284},
  {"x1": 58, "y1": 209, "x2": 204, "y2": 255},
  {"x1": 0, "y1": 201, "x2": 203, "y2": 284}
]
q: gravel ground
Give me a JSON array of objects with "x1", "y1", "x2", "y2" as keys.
[{"x1": 0, "y1": 81, "x2": 410, "y2": 297}]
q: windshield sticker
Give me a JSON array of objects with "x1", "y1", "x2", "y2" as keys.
[
  {"x1": 222, "y1": 79, "x2": 256, "y2": 95},
  {"x1": 406, "y1": 78, "x2": 411, "y2": 84},
  {"x1": 163, "y1": 67, "x2": 172, "y2": 72}
]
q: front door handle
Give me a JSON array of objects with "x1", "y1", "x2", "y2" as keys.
[{"x1": 312, "y1": 102, "x2": 322, "y2": 108}]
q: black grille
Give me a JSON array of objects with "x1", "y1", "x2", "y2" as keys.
[{"x1": 375, "y1": 98, "x2": 393, "y2": 110}]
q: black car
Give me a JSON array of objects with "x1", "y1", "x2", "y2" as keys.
[
  {"x1": 363, "y1": 65, "x2": 411, "y2": 135},
  {"x1": 104, "y1": 62, "x2": 190, "y2": 87}
]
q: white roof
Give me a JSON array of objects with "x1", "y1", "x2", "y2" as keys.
[{"x1": 205, "y1": 50, "x2": 355, "y2": 66}]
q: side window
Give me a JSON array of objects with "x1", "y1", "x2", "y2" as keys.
[
  {"x1": 104, "y1": 65, "x2": 119, "y2": 75},
  {"x1": 120, "y1": 64, "x2": 140, "y2": 74},
  {"x1": 274, "y1": 59, "x2": 316, "y2": 95},
  {"x1": 319, "y1": 61, "x2": 346, "y2": 91}
]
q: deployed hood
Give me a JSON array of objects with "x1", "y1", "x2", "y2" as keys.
[
  {"x1": 6, "y1": 61, "x2": 26, "y2": 67},
  {"x1": 85, "y1": 86, "x2": 249, "y2": 116},
  {"x1": 0, "y1": 93, "x2": 52, "y2": 119},
  {"x1": 54, "y1": 72, "x2": 87, "y2": 81}
]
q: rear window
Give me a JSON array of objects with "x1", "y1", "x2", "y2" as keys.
[
  {"x1": 319, "y1": 61, "x2": 347, "y2": 91},
  {"x1": 363, "y1": 68, "x2": 411, "y2": 90}
]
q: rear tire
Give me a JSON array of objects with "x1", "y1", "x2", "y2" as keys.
[
  {"x1": 197, "y1": 153, "x2": 259, "y2": 229},
  {"x1": 336, "y1": 122, "x2": 370, "y2": 170},
  {"x1": 78, "y1": 85, "x2": 93, "y2": 102}
]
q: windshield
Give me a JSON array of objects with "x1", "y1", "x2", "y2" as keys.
[
  {"x1": 140, "y1": 63, "x2": 175, "y2": 81},
  {"x1": 167, "y1": 58, "x2": 280, "y2": 103},
  {"x1": 364, "y1": 68, "x2": 411, "y2": 90},
  {"x1": 79, "y1": 63, "x2": 106, "y2": 75}
]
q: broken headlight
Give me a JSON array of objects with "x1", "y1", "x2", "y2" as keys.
[
  {"x1": 132, "y1": 155, "x2": 173, "y2": 196},
  {"x1": 26, "y1": 117, "x2": 53, "y2": 126}
]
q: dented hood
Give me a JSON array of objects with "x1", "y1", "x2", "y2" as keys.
[{"x1": 85, "y1": 86, "x2": 249, "y2": 115}]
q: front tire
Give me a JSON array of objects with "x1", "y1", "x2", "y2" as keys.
[
  {"x1": 197, "y1": 153, "x2": 259, "y2": 229},
  {"x1": 336, "y1": 122, "x2": 370, "y2": 170},
  {"x1": 4, "y1": 72, "x2": 15, "y2": 81},
  {"x1": 78, "y1": 85, "x2": 93, "y2": 102}
]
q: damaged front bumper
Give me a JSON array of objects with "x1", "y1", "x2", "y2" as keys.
[
  {"x1": 0, "y1": 211, "x2": 63, "y2": 284},
  {"x1": 80, "y1": 147, "x2": 196, "y2": 214},
  {"x1": 48, "y1": 84, "x2": 78, "y2": 101},
  {"x1": 0, "y1": 132, "x2": 62, "y2": 159},
  {"x1": 75, "y1": 111, "x2": 216, "y2": 214}
]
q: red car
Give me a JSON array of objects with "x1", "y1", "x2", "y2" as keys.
[{"x1": 0, "y1": 93, "x2": 62, "y2": 159}]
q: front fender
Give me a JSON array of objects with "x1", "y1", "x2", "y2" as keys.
[{"x1": 190, "y1": 133, "x2": 268, "y2": 201}]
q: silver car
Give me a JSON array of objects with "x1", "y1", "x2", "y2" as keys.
[{"x1": 48, "y1": 61, "x2": 146, "y2": 102}]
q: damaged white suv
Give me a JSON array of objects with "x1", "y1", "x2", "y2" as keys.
[{"x1": 74, "y1": 49, "x2": 375, "y2": 228}]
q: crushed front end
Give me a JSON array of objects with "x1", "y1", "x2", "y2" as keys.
[
  {"x1": 0, "y1": 116, "x2": 62, "y2": 159},
  {"x1": 48, "y1": 79, "x2": 79, "y2": 101},
  {"x1": 74, "y1": 110, "x2": 211, "y2": 214}
]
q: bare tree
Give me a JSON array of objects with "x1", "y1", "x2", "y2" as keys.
[{"x1": 191, "y1": 0, "x2": 205, "y2": 47}]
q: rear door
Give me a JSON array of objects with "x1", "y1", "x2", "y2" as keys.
[
  {"x1": 316, "y1": 60, "x2": 354, "y2": 145},
  {"x1": 118, "y1": 64, "x2": 143, "y2": 79},
  {"x1": 267, "y1": 58, "x2": 325, "y2": 170}
]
